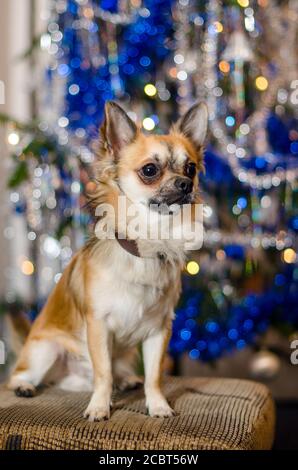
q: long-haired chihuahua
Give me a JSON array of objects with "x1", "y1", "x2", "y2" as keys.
[{"x1": 8, "y1": 101, "x2": 208, "y2": 421}]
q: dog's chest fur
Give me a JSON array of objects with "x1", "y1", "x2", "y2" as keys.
[{"x1": 87, "y1": 240, "x2": 182, "y2": 346}]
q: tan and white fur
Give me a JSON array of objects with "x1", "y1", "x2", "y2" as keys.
[{"x1": 8, "y1": 101, "x2": 208, "y2": 421}]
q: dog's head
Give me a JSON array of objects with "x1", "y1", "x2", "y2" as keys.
[{"x1": 95, "y1": 101, "x2": 208, "y2": 211}]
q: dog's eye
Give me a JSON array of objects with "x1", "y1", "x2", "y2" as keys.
[
  {"x1": 140, "y1": 163, "x2": 159, "y2": 179},
  {"x1": 184, "y1": 162, "x2": 197, "y2": 179}
]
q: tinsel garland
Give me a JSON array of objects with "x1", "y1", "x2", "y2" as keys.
[
  {"x1": 2, "y1": 0, "x2": 297, "y2": 362},
  {"x1": 170, "y1": 262, "x2": 298, "y2": 361}
]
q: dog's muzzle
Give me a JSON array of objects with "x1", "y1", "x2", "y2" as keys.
[
  {"x1": 174, "y1": 177, "x2": 193, "y2": 195},
  {"x1": 149, "y1": 177, "x2": 194, "y2": 211}
]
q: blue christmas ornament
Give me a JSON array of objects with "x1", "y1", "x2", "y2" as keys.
[
  {"x1": 57, "y1": 0, "x2": 175, "y2": 137},
  {"x1": 170, "y1": 265, "x2": 298, "y2": 362},
  {"x1": 42, "y1": 0, "x2": 298, "y2": 365}
]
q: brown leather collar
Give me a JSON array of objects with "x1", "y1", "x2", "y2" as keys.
[
  {"x1": 115, "y1": 233, "x2": 166, "y2": 261},
  {"x1": 115, "y1": 233, "x2": 141, "y2": 258}
]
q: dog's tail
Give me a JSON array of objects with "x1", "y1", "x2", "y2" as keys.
[
  {"x1": 0, "y1": 309, "x2": 31, "y2": 377},
  {"x1": 8, "y1": 309, "x2": 30, "y2": 342}
]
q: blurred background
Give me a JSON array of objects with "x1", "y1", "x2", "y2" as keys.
[{"x1": 0, "y1": 0, "x2": 297, "y2": 449}]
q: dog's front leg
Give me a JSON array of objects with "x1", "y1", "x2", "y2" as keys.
[
  {"x1": 84, "y1": 315, "x2": 112, "y2": 422},
  {"x1": 143, "y1": 325, "x2": 175, "y2": 418}
]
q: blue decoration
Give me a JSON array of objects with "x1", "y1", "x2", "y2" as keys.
[
  {"x1": 170, "y1": 265, "x2": 298, "y2": 361},
  {"x1": 237, "y1": 197, "x2": 247, "y2": 209},
  {"x1": 47, "y1": 0, "x2": 298, "y2": 364},
  {"x1": 224, "y1": 245, "x2": 245, "y2": 260},
  {"x1": 267, "y1": 114, "x2": 293, "y2": 155},
  {"x1": 57, "y1": 2, "x2": 298, "y2": 169},
  {"x1": 58, "y1": 0, "x2": 175, "y2": 137}
]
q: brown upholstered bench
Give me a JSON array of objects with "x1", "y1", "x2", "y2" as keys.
[{"x1": 0, "y1": 377, "x2": 275, "y2": 450}]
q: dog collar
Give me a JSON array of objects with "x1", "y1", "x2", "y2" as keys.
[
  {"x1": 113, "y1": 182, "x2": 166, "y2": 261},
  {"x1": 115, "y1": 233, "x2": 141, "y2": 258}
]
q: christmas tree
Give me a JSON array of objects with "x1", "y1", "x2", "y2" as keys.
[{"x1": 1, "y1": 0, "x2": 297, "y2": 366}]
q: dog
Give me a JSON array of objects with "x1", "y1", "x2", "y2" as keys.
[{"x1": 8, "y1": 101, "x2": 208, "y2": 421}]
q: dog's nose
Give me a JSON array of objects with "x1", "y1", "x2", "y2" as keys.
[{"x1": 174, "y1": 177, "x2": 193, "y2": 194}]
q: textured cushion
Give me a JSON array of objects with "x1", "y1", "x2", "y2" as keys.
[{"x1": 0, "y1": 377, "x2": 275, "y2": 450}]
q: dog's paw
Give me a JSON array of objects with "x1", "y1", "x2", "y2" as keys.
[
  {"x1": 117, "y1": 375, "x2": 143, "y2": 392},
  {"x1": 147, "y1": 402, "x2": 175, "y2": 418},
  {"x1": 14, "y1": 384, "x2": 36, "y2": 398},
  {"x1": 83, "y1": 405, "x2": 110, "y2": 422}
]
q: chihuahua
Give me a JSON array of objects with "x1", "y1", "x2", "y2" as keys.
[{"x1": 8, "y1": 101, "x2": 208, "y2": 421}]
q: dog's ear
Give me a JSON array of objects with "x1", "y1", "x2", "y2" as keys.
[
  {"x1": 101, "y1": 101, "x2": 138, "y2": 158},
  {"x1": 176, "y1": 102, "x2": 208, "y2": 149}
]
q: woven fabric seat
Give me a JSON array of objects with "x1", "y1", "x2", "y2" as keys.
[{"x1": 0, "y1": 377, "x2": 275, "y2": 450}]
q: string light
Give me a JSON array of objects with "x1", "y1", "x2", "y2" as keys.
[
  {"x1": 225, "y1": 116, "x2": 235, "y2": 127},
  {"x1": 142, "y1": 117, "x2": 155, "y2": 131},
  {"x1": 255, "y1": 76, "x2": 269, "y2": 91},
  {"x1": 144, "y1": 84, "x2": 157, "y2": 97},
  {"x1": 237, "y1": 0, "x2": 249, "y2": 7},
  {"x1": 28, "y1": 232, "x2": 37, "y2": 241},
  {"x1": 58, "y1": 116, "x2": 69, "y2": 128},
  {"x1": 239, "y1": 123, "x2": 250, "y2": 135},
  {"x1": 204, "y1": 205, "x2": 213, "y2": 218},
  {"x1": 245, "y1": 16, "x2": 255, "y2": 32},
  {"x1": 174, "y1": 54, "x2": 184, "y2": 64},
  {"x1": 69, "y1": 84, "x2": 80, "y2": 95},
  {"x1": 169, "y1": 67, "x2": 177, "y2": 78},
  {"x1": 7, "y1": 132, "x2": 20, "y2": 146},
  {"x1": 260, "y1": 195, "x2": 271, "y2": 208},
  {"x1": 216, "y1": 249, "x2": 226, "y2": 261},
  {"x1": 54, "y1": 273, "x2": 62, "y2": 283},
  {"x1": 214, "y1": 21, "x2": 223, "y2": 33},
  {"x1": 40, "y1": 33, "x2": 51, "y2": 50},
  {"x1": 177, "y1": 70, "x2": 188, "y2": 81},
  {"x1": 283, "y1": 248, "x2": 296, "y2": 264},
  {"x1": 219, "y1": 61, "x2": 230, "y2": 73},
  {"x1": 186, "y1": 261, "x2": 200, "y2": 275},
  {"x1": 21, "y1": 260, "x2": 34, "y2": 276}
]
